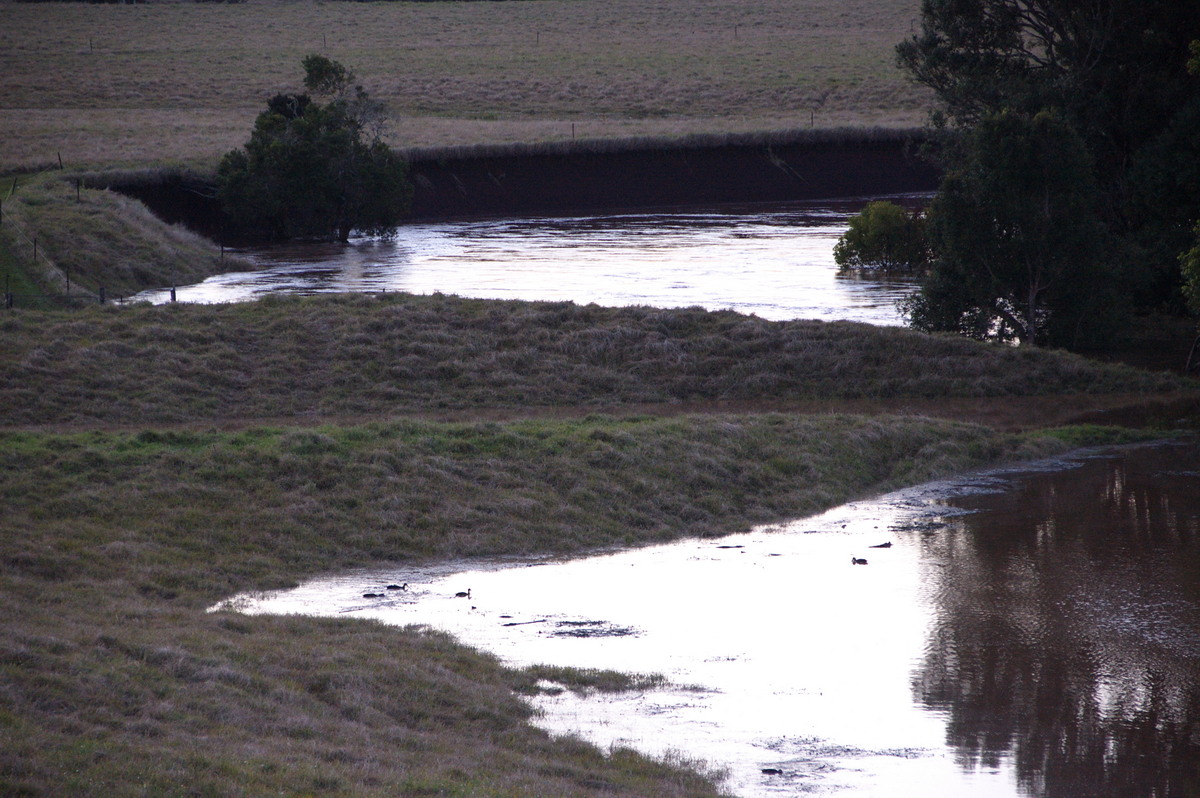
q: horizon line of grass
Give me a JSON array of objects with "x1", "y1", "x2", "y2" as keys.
[
  {"x1": 398, "y1": 124, "x2": 931, "y2": 163},
  {"x1": 52, "y1": 124, "x2": 928, "y2": 191}
]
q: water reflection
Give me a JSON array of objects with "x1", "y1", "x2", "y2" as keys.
[
  {"x1": 914, "y1": 441, "x2": 1200, "y2": 798},
  {"x1": 135, "y1": 201, "x2": 921, "y2": 324},
  {"x1": 216, "y1": 441, "x2": 1200, "y2": 797}
]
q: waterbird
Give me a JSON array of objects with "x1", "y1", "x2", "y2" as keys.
[
  {"x1": 386, "y1": 583, "x2": 408, "y2": 591},
  {"x1": 455, "y1": 589, "x2": 472, "y2": 598},
  {"x1": 362, "y1": 592, "x2": 383, "y2": 598},
  {"x1": 851, "y1": 557, "x2": 868, "y2": 565},
  {"x1": 869, "y1": 542, "x2": 892, "y2": 549}
]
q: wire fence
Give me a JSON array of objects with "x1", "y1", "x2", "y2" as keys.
[{"x1": 1, "y1": 170, "x2": 123, "y2": 310}]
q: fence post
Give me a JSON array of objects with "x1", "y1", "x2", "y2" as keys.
[
  {"x1": 99, "y1": 286, "x2": 106, "y2": 305},
  {"x1": 170, "y1": 286, "x2": 177, "y2": 302}
]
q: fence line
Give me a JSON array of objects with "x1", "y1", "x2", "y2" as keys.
[{"x1": 2, "y1": 170, "x2": 116, "y2": 310}]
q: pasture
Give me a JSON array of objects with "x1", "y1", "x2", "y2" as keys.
[{"x1": 0, "y1": 0, "x2": 930, "y2": 170}]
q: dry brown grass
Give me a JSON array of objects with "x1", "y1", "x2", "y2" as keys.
[
  {"x1": 0, "y1": 0, "x2": 931, "y2": 171},
  {"x1": 1, "y1": 293, "x2": 1192, "y2": 429}
]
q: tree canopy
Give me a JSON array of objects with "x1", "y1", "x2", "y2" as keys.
[
  {"x1": 217, "y1": 56, "x2": 411, "y2": 243},
  {"x1": 905, "y1": 110, "x2": 1115, "y2": 347},
  {"x1": 897, "y1": 0, "x2": 1200, "y2": 347}
]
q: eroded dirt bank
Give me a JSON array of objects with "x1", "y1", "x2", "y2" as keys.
[{"x1": 104, "y1": 130, "x2": 939, "y2": 239}]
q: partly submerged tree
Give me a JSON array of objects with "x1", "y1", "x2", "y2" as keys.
[
  {"x1": 904, "y1": 110, "x2": 1118, "y2": 348},
  {"x1": 833, "y1": 201, "x2": 929, "y2": 273},
  {"x1": 218, "y1": 56, "x2": 411, "y2": 242}
]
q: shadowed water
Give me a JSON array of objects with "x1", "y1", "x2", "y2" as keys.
[
  {"x1": 134, "y1": 200, "x2": 921, "y2": 324},
  {"x1": 218, "y1": 440, "x2": 1200, "y2": 797}
]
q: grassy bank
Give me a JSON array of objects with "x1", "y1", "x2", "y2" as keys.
[
  {"x1": 2, "y1": 410, "x2": 1113, "y2": 797},
  {"x1": 2, "y1": 290, "x2": 1195, "y2": 794},
  {"x1": 0, "y1": 0, "x2": 929, "y2": 171},
  {"x1": 1, "y1": 173, "x2": 248, "y2": 301},
  {"x1": 2, "y1": 293, "x2": 1190, "y2": 428}
]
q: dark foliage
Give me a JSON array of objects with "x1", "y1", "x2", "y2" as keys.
[
  {"x1": 906, "y1": 111, "x2": 1120, "y2": 348},
  {"x1": 898, "y1": 0, "x2": 1200, "y2": 345},
  {"x1": 217, "y1": 58, "x2": 411, "y2": 243}
]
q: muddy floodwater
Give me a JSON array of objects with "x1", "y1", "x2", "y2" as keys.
[
  {"x1": 218, "y1": 440, "x2": 1200, "y2": 797},
  {"x1": 135, "y1": 200, "x2": 920, "y2": 325}
]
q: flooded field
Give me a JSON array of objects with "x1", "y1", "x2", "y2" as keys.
[{"x1": 218, "y1": 440, "x2": 1200, "y2": 797}]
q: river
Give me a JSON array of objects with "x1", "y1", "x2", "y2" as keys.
[
  {"x1": 217, "y1": 440, "x2": 1200, "y2": 798},
  {"x1": 134, "y1": 199, "x2": 921, "y2": 325}
]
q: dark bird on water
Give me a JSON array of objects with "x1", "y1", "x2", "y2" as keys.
[
  {"x1": 386, "y1": 583, "x2": 408, "y2": 591},
  {"x1": 455, "y1": 589, "x2": 472, "y2": 598},
  {"x1": 362, "y1": 592, "x2": 383, "y2": 598},
  {"x1": 851, "y1": 557, "x2": 868, "y2": 565},
  {"x1": 869, "y1": 542, "x2": 892, "y2": 548}
]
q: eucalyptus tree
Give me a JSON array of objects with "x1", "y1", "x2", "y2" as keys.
[
  {"x1": 897, "y1": 0, "x2": 1200, "y2": 345},
  {"x1": 905, "y1": 110, "x2": 1116, "y2": 347},
  {"x1": 218, "y1": 56, "x2": 411, "y2": 242}
]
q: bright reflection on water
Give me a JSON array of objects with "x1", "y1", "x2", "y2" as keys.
[
  {"x1": 134, "y1": 201, "x2": 920, "y2": 325},
  {"x1": 217, "y1": 441, "x2": 1200, "y2": 797}
]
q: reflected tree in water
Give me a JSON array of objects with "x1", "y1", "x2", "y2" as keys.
[{"x1": 911, "y1": 445, "x2": 1200, "y2": 797}]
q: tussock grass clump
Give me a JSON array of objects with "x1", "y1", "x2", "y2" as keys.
[
  {"x1": 0, "y1": 174, "x2": 245, "y2": 298},
  {"x1": 0, "y1": 294, "x2": 1189, "y2": 427}
]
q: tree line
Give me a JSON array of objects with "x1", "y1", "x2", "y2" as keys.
[{"x1": 838, "y1": 0, "x2": 1200, "y2": 352}]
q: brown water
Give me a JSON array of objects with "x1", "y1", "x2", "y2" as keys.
[
  {"x1": 133, "y1": 200, "x2": 921, "y2": 325},
  {"x1": 217, "y1": 440, "x2": 1200, "y2": 797}
]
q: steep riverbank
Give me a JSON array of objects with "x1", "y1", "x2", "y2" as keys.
[{"x1": 98, "y1": 128, "x2": 938, "y2": 240}]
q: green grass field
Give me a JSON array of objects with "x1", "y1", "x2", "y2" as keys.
[{"x1": 0, "y1": 0, "x2": 930, "y2": 171}]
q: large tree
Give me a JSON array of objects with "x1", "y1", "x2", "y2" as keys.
[
  {"x1": 905, "y1": 110, "x2": 1116, "y2": 347},
  {"x1": 897, "y1": 0, "x2": 1200, "y2": 335},
  {"x1": 218, "y1": 56, "x2": 411, "y2": 242}
]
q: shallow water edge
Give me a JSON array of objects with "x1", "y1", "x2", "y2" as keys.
[{"x1": 215, "y1": 440, "x2": 1200, "y2": 798}]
